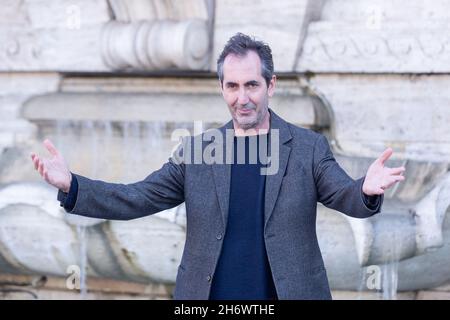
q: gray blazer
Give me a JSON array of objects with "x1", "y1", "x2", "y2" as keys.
[{"x1": 67, "y1": 109, "x2": 382, "y2": 299}]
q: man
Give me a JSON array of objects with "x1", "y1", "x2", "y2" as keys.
[{"x1": 31, "y1": 33, "x2": 405, "y2": 300}]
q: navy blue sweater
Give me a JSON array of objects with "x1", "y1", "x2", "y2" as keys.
[{"x1": 209, "y1": 133, "x2": 278, "y2": 300}]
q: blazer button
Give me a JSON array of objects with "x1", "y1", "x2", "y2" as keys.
[
  {"x1": 216, "y1": 233, "x2": 222, "y2": 240},
  {"x1": 207, "y1": 275, "x2": 212, "y2": 282}
]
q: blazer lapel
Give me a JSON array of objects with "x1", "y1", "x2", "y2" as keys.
[
  {"x1": 264, "y1": 109, "x2": 292, "y2": 230},
  {"x1": 211, "y1": 120, "x2": 234, "y2": 230}
]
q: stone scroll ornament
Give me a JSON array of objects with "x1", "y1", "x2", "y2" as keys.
[{"x1": 101, "y1": 19, "x2": 210, "y2": 70}]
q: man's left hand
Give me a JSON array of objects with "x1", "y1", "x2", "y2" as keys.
[{"x1": 362, "y1": 148, "x2": 406, "y2": 196}]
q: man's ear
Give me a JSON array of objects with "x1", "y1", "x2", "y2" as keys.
[{"x1": 268, "y1": 75, "x2": 277, "y2": 97}]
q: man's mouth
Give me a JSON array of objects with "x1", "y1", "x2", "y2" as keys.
[{"x1": 238, "y1": 108, "x2": 253, "y2": 115}]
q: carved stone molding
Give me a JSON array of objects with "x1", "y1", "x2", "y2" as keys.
[
  {"x1": 101, "y1": 19, "x2": 210, "y2": 70},
  {"x1": 298, "y1": 22, "x2": 450, "y2": 73},
  {"x1": 103, "y1": 0, "x2": 213, "y2": 71},
  {"x1": 0, "y1": 1, "x2": 212, "y2": 72},
  {"x1": 21, "y1": 80, "x2": 323, "y2": 126}
]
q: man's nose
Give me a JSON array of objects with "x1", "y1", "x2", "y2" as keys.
[{"x1": 237, "y1": 89, "x2": 249, "y2": 105}]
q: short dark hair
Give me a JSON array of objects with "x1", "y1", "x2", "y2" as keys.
[{"x1": 217, "y1": 33, "x2": 274, "y2": 87}]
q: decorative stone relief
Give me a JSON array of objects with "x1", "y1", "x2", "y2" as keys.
[
  {"x1": 101, "y1": 19, "x2": 210, "y2": 70},
  {"x1": 297, "y1": 22, "x2": 450, "y2": 73},
  {"x1": 0, "y1": 0, "x2": 213, "y2": 72},
  {"x1": 297, "y1": 0, "x2": 450, "y2": 72}
]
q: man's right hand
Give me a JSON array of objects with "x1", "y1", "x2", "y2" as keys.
[{"x1": 31, "y1": 139, "x2": 72, "y2": 193}]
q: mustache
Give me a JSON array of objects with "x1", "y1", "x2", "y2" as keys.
[{"x1": 236, "y1": 102, "x2": 257, "y2": 110}]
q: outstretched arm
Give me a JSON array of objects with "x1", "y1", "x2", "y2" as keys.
[
  {"x1": 31, "y1": 139, "x2": 185, "y2": 220},
  {"x1": 314, "y1": 135, "x2": 405, "y2": 218}
]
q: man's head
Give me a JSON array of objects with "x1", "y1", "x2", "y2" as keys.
[{"x1": 217, "y1": 33, "x2": 276, "y2": 131}]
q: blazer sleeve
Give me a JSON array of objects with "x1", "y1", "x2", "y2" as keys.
[
  {"x1": 64, "y1": 140, "x2": 186, "y2": 221},
  {"x1": 313, "y1": 134, "x2": 383, "y2": 219}
]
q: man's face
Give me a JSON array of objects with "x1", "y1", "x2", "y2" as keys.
[{"x1": 221, "y1": 50, "x2": 276, "y2": 130}]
